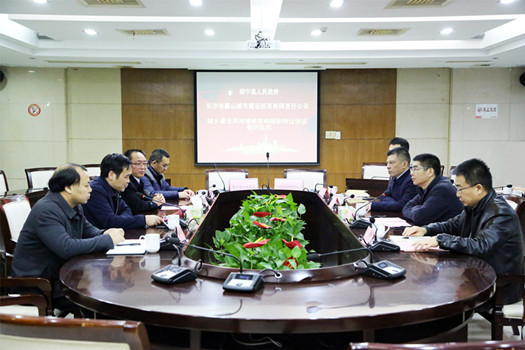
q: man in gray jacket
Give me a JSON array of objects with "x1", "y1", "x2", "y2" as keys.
[
  {"x1": 12, "y1": 164, "x2": 125, "y2": 313},
  {"x1": 403, "y1": 158, "x2": 524, "y2": 305}
]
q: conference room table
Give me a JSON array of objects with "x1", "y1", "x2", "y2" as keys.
[{"x1": 60, "y1": 224, "x2": 496, "y2": 349}]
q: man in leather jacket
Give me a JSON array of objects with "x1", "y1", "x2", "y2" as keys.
[{"x1": 403, "y1": 158, "x2": 524, "y2": 305}]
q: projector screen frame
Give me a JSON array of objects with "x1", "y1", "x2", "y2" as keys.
[{"x1": 194, "y1": 70, "x2": 321, "y2": 167}]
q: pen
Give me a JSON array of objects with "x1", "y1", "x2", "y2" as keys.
[{"x1": 118, "y1": 243, "x2": 141, "y2": 246}]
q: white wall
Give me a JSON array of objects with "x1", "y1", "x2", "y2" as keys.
[
  {"x1": 449, "y1": 68, "x2": 525, "y2": 188},
  {"x1": 0, "y1": 67, "x2": 122, "y2": 190},
  {"x1": 396, "y1": 68, "x2": 451, "y2": 170},
  {"x1": 396, "y1": 67, "x2": 525, "y2": 187}
]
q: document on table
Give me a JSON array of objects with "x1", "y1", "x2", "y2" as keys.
[
  {"x1": 389, "y1": 235, "x2": 444, "y2": 252},
  {"x1": 374, "y1": 217, "x2": 411, "y2": 227},
  {"x1": 107, "y1": 240, "x2": 146, "y2": 255}
]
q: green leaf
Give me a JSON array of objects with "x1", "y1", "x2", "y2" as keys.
[{"x1": 298, "y1": 203, "x2": 306, "y2": 215}]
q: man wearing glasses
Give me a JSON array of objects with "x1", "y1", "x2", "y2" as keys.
[
  {"x1": 403, "y1": 158, "x2": 523, "y2": 305},
  {"x1": 142, "y1": 148, "x2": 194, "y2": 200},
  {"x1": 122, "y1": 149, "x2": 165, "y2": 214},
  {"x1": 402, "y1": 153, "x2": 463, "y2": 225}
]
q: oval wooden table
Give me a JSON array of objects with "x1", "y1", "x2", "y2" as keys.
[{"x1": 60, "y1": 228, "x2": 496, "y2": 350}]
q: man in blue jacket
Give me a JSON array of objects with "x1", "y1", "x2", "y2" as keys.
[
  {"x1": 83, "y1": 153, "x2": 163, "y2": 229},
  {"x1": 142, "y1": 148, "x2": 193, "y2": 200},
  {"x1": 371, "y1": 147, "x2": 417, "y2": 212},
  {"x1": 402, "y1": 153, "x2": 463, "y2": 225}
]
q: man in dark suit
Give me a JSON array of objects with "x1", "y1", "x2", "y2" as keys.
[
  {"x1": 402, "y1": 153, "x2": 463, "y2": 225},
  {"x1": 371, "y1": 147, "x2": 417, "y2": 212},
  {"x1": 122, "y1": 149, "x2": 165, "y2": 215}
]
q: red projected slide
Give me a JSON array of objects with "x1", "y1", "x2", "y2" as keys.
[{"x1": 195, "y1": 71, "x2": 319, "y2": 165}]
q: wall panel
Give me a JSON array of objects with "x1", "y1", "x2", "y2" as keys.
[{"x1": 122, "y1": 69, "x2": 396, "y2": 191}]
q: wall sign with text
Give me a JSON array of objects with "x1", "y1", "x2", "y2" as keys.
[{"x1": 475, "y1": 104, "x2": 498, "y2": 119}]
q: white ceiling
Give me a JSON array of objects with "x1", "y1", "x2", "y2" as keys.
[{"x1": 1, "y1": 0, "x2": 524, "y2": 70}]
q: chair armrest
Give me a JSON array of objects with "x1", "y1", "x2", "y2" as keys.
[
  {"x1": 0, "y1": 294, "x2": 48, "y2": 316},
  {"x1": 0, "y1": 276, "x2": 53, "y2": 315}
]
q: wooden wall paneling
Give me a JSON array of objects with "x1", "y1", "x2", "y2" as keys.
[
  {"x1": 121, "y1": 69, "x2": 193, "y2": 105},
  {"x1": 122, "y1": 69, "x2": 396, "y2": 194}
]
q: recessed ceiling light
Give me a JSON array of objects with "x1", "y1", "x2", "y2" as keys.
[
  {"x1": 204, "y1": 29, "x2": 215, "y2": 36},
  {"x1": 440, "y1": 27, "x2": 454, "y2": 35},
  {"x1": 329, "y1": 0, "x2": 344, "y2": 8},
  {"x1": 499, "y1": 0, "x2": 515, "y2": 4},
  {"x1": 311, "y1": 29, "x2": 322, "y2": 37},
  {"x1": 83, "y1": 29, "x2": 98, "y2": 36},
  {"x1": 189, "y1": 0, "x2": 203, "y2": 6},
  {"x1": 33, "y1": 0, "x2": 48, "y2": 3},
  {"x1": 28, "y1": 70, "x2": 35, "y2": 73}
]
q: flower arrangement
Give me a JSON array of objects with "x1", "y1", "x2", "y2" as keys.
[{"x1": 212, "y1": 193, "x2": 321, "y2": 270}]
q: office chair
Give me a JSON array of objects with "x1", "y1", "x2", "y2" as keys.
[
  {"x1": 361, "y1": 163, "x2": 389, "y2": 180},
  {"x1": 205, "y1": 168, "x2": 248, "y2": 192},
  {"x1": 0, "y1": 313, "x2": 152, "y2": 350},
  {"x1": 83, "y1": 164, "x2": 101, "y2": 180},
  {"x1": 0, "y1": 195, "x2": 31, "y2": 255},
  {"x1": 0, "y1": 169, "x2": 9, "y2": 193},
  {"x1": 24, "y1": 167, "x2": 56, "y2": 189},
  {"x1": 284, "y1": 168, "x2": 327, "y2": 192}
]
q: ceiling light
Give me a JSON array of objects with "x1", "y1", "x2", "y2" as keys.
[
  {"x1": 440, "y1": 27, "x2": 454, "y2": 35},
  {"x1": 33, "y1": 0, "x2": 48, "y2": 3},
  {"x1": 329, "y1": 0, "x2": 344, "y2": 8},
  {"x1": 83, "y1": 29, "x2": 98, "y2": 36},
  {"x1": 311, "y1": 29, "x2": 322, "y2": 36},
  {"x1": 189, "y1": 0, "x2": 203, "y2": 6},
  {"x1": 204, "y1": 29, "x2": 215, "y2": 36},
  {"x1": 499, "y1": 0, "x2": 515, "y2": 4}
]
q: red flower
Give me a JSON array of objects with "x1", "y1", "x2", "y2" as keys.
[
  {"x1": 270, "y1": 217, "x2": 286, "y2": 222},
  {"x1": 282, "y1": 257, "x2": 298, "y2": 269},
  {"x1": 253, "y1": 221, "x2": 270, "y2": 229},
  {"x1": 276, "y1": 195, "x2": 287, "y2": 198},
  {"x1": 253, "y1": 211, "x2": 271, "y2": 217},
  {"x1": 282, "y1": 239, "x2": 302, "y2": 249},
  {"x1": 243, "y1": 239, "x2": 269, "y2": 248}
]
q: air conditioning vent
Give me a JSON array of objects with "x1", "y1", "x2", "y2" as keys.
[
  {"x1": 386, "y1": 0, "x2": 453, "y2": 8},
  {"x1": 358, "y1": 28, "x2": 408, "y2": 36},
  {"x1": 37, "y1": 33, "x2": 55, "y2": 40},
  {"x1": 117, "y1": 29, "x2": 169, "y2": 36},
  {"x1": 78, "y1": 0, "x2": 144, "y2": 7}
]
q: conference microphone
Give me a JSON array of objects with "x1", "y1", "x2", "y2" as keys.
[
  {"x1": 138, "y1": 193, "x2": 183, "y2": 211},
  {"x1": 306, "y1": 247, "x2": 405, "y2": 279},
  {"x1": 168, "y1": 235, "x2": 244, "y2": 273},
  {"x1": 168, "y1": 235, "x2": 266, "y2": 292},
  {"x1": 212, "y1": 163, "x2": 227, "y2": 193},
  {"x1": 367, "y1": 217, "x2": 400, "y2": 252}
]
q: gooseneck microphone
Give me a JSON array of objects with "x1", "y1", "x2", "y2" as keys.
[
  {"x1": 367, "y1": 217, "x2": 400, "y2": 252},
  {"x1": 213, "y1": 163, "x2": 227, "y2": 192},
  {"x1": 168, "y1": 235, "x2": 244, "y2": 273},
  {"x1": 306, "y1": 246, "x2": 372, "y2": 262},
  {"x1": 266, "y1": 152, "x2": 271, "y2": 189}
]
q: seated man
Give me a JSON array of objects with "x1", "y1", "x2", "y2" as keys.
[
  {"x1": 404, "y1": 158, "x2": 524, "y2": 305},
  {"x1": 11, "y1": 164, "x2": 125, "y2": 311},
  {"x1": 83, "y1": 153, "x2": 163, "y2": 229},
  {"x1": 371, "y1": 147, "x2": 417, "y2": 212},
  {"x1": 389, "y1": 137, "x2": 409, "y2": 151},
  {"x1": 142, "y1": 148, "x2": 193, "y2": 200},
  {"x1": 122, "y1": 149, "x2": 165, "y2": 215},
  {"x1": 402, "y1": 153, "x2": 463, "y2": 225}
]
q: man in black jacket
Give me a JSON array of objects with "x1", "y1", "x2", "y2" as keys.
[
  {"x1": 122, "y1": 149, "x2": 165, "y2": 214},
  {"x1": 404, "y1": 158, "x2": 524, "y2": 305}
]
